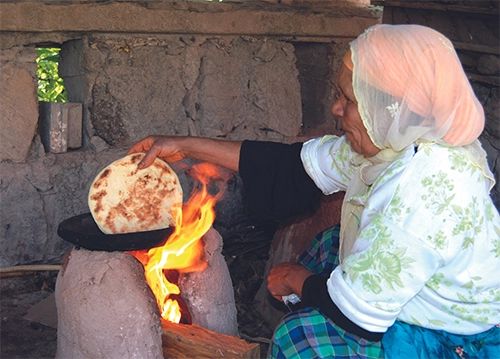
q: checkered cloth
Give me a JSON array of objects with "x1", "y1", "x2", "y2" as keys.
[
  {"x1": 298, "y1": 225, "x2": 341, "y2": 278},
  {"x1": 270, "y1": 307, "x2": 384, "y2": 359},
  {"x1": 268, "y1": 225, "x2": 500, "y2": 359}
]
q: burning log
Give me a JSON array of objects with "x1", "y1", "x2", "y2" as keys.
[{"x1": 162, "y1": 321, "x2": 260, "y2": 359}]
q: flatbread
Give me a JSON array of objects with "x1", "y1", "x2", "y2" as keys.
[{"x1": 88, "y1": 153, "x2": 182, "y2": 234}]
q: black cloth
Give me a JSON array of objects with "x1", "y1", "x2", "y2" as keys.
[
  {"x1": 239, "y1": 140, "x2": 322, "y2": 221},
  {"x1": 302, "y1": 275, "x2": 384, "y2": 341},
  {"x1": 238, "y1": 139, "x2": 384, "y2": 341}
]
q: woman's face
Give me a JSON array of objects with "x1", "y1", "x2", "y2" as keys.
[{"x1": 331, "y1": 64, "x2": 381, "y2": 158}]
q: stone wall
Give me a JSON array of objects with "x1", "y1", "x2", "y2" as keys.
[
  {"x1": 0, "y1": 0, "x2": 379, "y2": 266},
  {"x1": 62, "y1": 35, "x2": 304, "y2": 147}
]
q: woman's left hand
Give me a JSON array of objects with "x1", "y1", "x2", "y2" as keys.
[{"x1": 267, "y1": 262, "x2": 313, "y2": 302}]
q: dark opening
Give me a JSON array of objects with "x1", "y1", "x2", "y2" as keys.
[{"x1": 293, "y1": 42, "x2": 334, "y2": 131}]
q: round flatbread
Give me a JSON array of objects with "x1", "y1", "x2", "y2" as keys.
[{"x1": 88, "y1": 153, "x2": 182, "y2": 234}]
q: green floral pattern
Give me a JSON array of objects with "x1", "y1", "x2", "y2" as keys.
[
  {"x1": 326, "y1": 137, "x2": 354, "y2": 184},
  {"x1": 303, "y1": 136, "x2": 500, "y2": 334},
  {"x1": 344, "y1": 213, "x2": 416, "y2": 294},
  {"x1": 448, "y1": 148, "x2": 481, "y2": 177}
]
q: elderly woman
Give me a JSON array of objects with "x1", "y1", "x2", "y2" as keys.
[{"x1": 128, "y1": 24, "x2": 500, "y2": 358}]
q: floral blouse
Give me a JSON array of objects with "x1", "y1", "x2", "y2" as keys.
[{"x1": 301, "y1": 135, "x2": 500, "y2": 335}]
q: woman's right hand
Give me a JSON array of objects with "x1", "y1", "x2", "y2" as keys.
[
  {"x1": 126, "y1": 136, "x2": 189, "y2": 169},
  {"x1": 267, "y1": 262, "x2": 313, "y2": 302}
]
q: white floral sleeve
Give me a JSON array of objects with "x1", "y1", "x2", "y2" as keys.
[
  {"x1": 325, "y1": 143, "x2": 500, "y2": 335},
  {"x1": 301, "y1": 135, "x2": 354, "y2": 194}
]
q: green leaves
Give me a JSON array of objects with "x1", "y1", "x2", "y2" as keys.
[{"x1": 36, "y1": 48, "x2": 67, "y2": 103}]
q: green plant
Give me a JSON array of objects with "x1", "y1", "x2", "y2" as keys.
[{"x1": 36, "y1": 48, "x2": 68, "y2": 102}]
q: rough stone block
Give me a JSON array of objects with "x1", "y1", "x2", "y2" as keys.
[
  {"x1": 0, "y1": 62, "x2": 38, "y2": 163},
  {"x1": 39, "y1": 102, "x2": 82, "y2": 153},
  {"x1": 478, "y1": 54, "x2": 500, "y2": 75}
]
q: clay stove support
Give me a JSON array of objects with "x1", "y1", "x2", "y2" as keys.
[
  {"x1": 55, "y1": 249, "x2": 164, "y2": 359},
  {"x1": 55, "y1": 226, "x2": 240, "y2": 358},
  {"x1": 178, "y1": 227, "x2": 239, "y2": 337}
]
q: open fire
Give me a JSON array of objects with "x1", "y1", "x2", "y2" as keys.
[{"x1": 130, "y1": 163, "x2": 226, "y2": 323}]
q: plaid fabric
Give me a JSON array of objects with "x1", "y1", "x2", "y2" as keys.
[
  {"x1": 298, "y1": 225, "x2": 341, "y2": 278},
  {"x1": 269, "y1": 308, "x2": 384, "y2": 359}
]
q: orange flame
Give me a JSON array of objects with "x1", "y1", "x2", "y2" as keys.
[{"x1": 131, "y1": 163, "x2": 227, "y2": 323}]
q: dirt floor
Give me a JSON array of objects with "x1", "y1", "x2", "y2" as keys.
[
  {"x1": 0, "y1": 215, "x2": 278, "y2": 359},
  {"x1": 0, "y1": 274, "x2": 58, "y2": 359}
]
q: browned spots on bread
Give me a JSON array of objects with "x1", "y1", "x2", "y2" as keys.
[
  {"x1": 152, "y1": 161, "x2": 172, "y2": 174},
  {"x1": 90, "y1": 190, "x2": 106, "y2": 201},
  {"x1": 92, "y1": 169, "x2": 111, "y2": 189},
  {"x1": 130, "y1": 154, "x2": 142, "y2": 164},
  {"x1": 104, "y1": 202, "x2": 126, "y2": 233},
  {"x1": 90, "y1": 190, "x2": 106, "y2": 214},
  {"x1": 101, "y1": 169, "x2": 111, "y2": 178},
  {"x1": 98, "y1": 171, "x2": 170, "y2": 232}
]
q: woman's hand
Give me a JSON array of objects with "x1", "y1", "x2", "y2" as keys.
[
  {"x1": 267, "y1": 262, "x2": 313, "y2": 302},
  {"x1": 127, "y1": 135, "x2": 242, "y2": 171},
  {"x1": 126, "y1": 136, "x2": 189, "y2": 168}
]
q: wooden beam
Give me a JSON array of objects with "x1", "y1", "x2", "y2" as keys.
[
  {"x1": 453, "y1": 41, "x2": 499, "y2": 55},
  {"x1": 467, "y1": 73, "x2": 500, "y2": 87},
  {"x1": 162, "y1": 321, "x2": 261, "y2": 359},
  {"x1": 0, "y1": 2, "x2": 380, "y2": 39},
  {"x1": 371, "y1": 0, "x2": 500, "y2": 16}
]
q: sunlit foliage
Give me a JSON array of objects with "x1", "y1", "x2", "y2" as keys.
[{"x1": 36, "y1": 48, "x2": 67, "y2": 102}]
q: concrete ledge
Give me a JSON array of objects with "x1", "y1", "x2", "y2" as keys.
[{"x1": 0, "y1": 2, "x2": 380, "y2": 39}]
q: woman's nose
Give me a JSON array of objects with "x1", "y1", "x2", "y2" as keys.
[{"x1": 331, "y1": 97, "x2": 344, "y2": 117}]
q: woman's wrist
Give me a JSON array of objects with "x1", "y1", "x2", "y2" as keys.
[
  {"x1": 181, "y1": 137, "x2": 242, "y2": 172},
  {"x1": 295, "y1": 270, "x2": 314, "y2": 297}
]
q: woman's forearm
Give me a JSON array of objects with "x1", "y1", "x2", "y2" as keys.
[
  {"x1": 127, "y1": 136, "x2": 242, "y2": 172},
  {"x1": 178, "y1": 137, "x2": 242, "y2": 172}
]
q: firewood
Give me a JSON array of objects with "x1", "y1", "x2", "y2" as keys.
[
  {"x1": 162, "y1": 320, "x2": 260, "y2": 359},
  {"x1": 0, "y1": 264, "x2": 61, "y2": 273},
  {"x1": 0, "y1": 265, "x2": 61, "y2": 278}
]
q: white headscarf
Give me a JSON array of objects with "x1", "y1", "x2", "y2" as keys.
[{"x1": 347, "y1": 24, "x2": 485, "y2": 150}]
